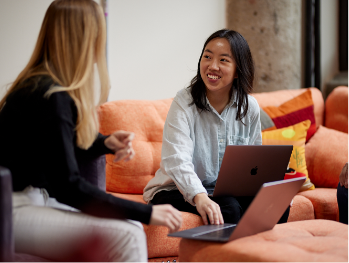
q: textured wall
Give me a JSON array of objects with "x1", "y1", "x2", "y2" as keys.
[{"x1": 226, "y1": 0, "x2": 302, "y2": 92}]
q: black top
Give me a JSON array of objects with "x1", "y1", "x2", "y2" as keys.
[{"x1": 0, "y1": 76, "x2": 152, "y2": 224}]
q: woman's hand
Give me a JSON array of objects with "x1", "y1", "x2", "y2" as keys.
[
  {"x1": 149, "y1": 205, "x2": 183, "y2": 233},
  {"x1": 104, "y1": 130, "x2": 135, "y2": 162},
  {"x1": 339, "y1": 163, "x2": 348, "y2": 188},
  {"x1": 194, "y1": 193, "x2": 224, "y2": 225}
]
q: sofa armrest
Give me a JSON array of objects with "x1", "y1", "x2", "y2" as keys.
[
  {"x1": 325, "y1": 86, "x2": 348, "y2": 133},
  {"x1": 0, "y1": 166, "x2": 14, "y2": 262}
]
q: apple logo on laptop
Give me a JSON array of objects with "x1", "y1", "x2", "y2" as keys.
[{"x1": 251, "y1": 166, "x2": 258, "y2": 175}]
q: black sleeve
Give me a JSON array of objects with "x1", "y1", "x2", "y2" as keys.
[
  {"x1": 74, "y1": 133, "x2": 114, "y2": 161},
  {"x1": 45, "y1": 91, "x2": 152, "y2": 224}
]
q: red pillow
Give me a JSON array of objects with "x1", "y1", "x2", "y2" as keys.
[{"x1": 262, "y1": 90, "x2": 316, "y2": 142}]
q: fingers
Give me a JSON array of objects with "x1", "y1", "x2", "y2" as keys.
[
  {"x1": 123, "y1": 132, "x2": 135, "y2": 144},
  {"x1": 113, "y1": 144, "x2": 135, "y2": 162},
  {"x1": 106, "y1": 130, "x2": 136, "y2": 162},
  {"x1": 114, "y1": 130, "x2": 135, "y2": 144},
  {"x1": 218, "y1": 208, "x2": 224, "y2": 224},
  {"x1": 149, "y1": 205, "x2": 182, "y2": 233},
  {"x1": 198, "y1": 210, "x2": 208, "y2": 225},
  {"x1": 197, "y1": 200, "x2": 223, "y2": 225},
  {"x1": 165, "y1": 206, "x2": 182, "y2": 233}
]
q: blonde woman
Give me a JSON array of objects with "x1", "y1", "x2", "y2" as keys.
[{"x1": 0, "y1": 0, "x2": 181, "y2": 261}]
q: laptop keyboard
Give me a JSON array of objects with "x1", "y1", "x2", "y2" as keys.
[{"x1": 193, "y1": 225, "x2": 236, "y2": 239}]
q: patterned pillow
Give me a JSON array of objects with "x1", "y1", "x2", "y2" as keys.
[
  {"x1": 262, "y1": 90, "x2": 316, "y2": 142},
  {"x1": 262, "y1": 120, "x2": 315, "y2": 191}
]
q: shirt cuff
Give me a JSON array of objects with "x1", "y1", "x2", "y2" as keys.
[{"x1": 185, "y1": 186, "x2": 208, "y2": 206}]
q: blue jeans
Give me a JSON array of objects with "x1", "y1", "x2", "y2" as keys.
[{"x1": 337, "y1": 183, "x2": 348, "y2": 224}]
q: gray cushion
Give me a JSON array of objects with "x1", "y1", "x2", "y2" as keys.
[{"x1": 260, "y1": 108, "x2": 275, "y2": 131}]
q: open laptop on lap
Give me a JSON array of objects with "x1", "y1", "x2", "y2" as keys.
[
  {"x1": 213, "y1": 145, "x2": 293, "y2": 197},
  {"x1": 168, "y1": 177, "x2": 305, "y2": 242}
]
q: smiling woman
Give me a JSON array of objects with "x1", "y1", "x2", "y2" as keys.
[
  {"x1": 143, "y1": 29, "x2": 292, "y2": 227},
  {"x1": 200, "y1": 38, "x2": 237, "y2": 114}
]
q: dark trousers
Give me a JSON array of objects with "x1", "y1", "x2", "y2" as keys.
[
  {"x1": 337, "y1": 183, "x2": 348, "y2": 224},
  {"x1": 151, "y1": 190, "x2": 289, "y2": 224}
]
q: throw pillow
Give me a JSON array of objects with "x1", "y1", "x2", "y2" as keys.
[
  {"x1": 262, "y1": 89, "x2": 316, "y2": 142},
  {"x1": 305, "y1": 125, "x2": 348, "y2": 188},
  {"x1": 262, "y1": 120, "x2": 315, "y2": 191}
]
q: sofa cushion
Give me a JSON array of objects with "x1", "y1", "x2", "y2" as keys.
[
  {"x1": 288, "y1": 194, "x2": 315, "y2": 222},
  {"x1": 262, "y1": 89, "x2": 316, "y2": 142},
  {"x1": 98, "y1": 99, "x2": 173, "y2": 194},
  {"x1": 325, "y1": 86, "x2": 348, "y2": 133},
  {"x1": 252, "y1": 88, "x2": 324, "y2": 129},
  {"x1": 305, "y1": 125, "x2": 348, "y2": 188},
  {"x1": 298, "y1": 188, "x2": 339, "y2": 221},
  {"x1": 262, "y1": 120, "x2": 315, "y2": 191},
  {"x1": 144, "y1": 212, "x2": 202, "y2": 259},
  {"x1": 178, "y1": 220, "x2": 348, "y2": 262}
]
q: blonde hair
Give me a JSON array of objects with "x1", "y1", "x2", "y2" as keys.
[{"x1": 0, "y1": 0, "x2": 110, "y2": 149}]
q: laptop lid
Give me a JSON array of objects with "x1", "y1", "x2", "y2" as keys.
[
  {"x1": 168, "y1": 177, "x2": 305, "y2": 242},
  {"x1": 213, "y1": 145, "x2": 293, "y2": 197},
  {"x1": 228, "y1": 176, "x2": 305, "y2": 241}
]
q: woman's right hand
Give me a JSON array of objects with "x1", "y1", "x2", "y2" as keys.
[
  {"x1": 194, "y1": 193, "x2": 224, "y2": 225},
  {"x1": 149, "y1": 204, "x2": 183, "y2": 233}
]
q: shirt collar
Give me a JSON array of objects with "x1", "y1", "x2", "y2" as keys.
[{"x1": 205, "y1": 89, "x2": 237, "y2": 108}]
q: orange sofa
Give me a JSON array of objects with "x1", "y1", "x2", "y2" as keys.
[{"x1": 98, "y1": 86, "x2": 348, "y2": 262}]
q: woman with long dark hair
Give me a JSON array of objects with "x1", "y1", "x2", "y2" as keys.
[
  {"x1": 144, "y1": 29, "x2": 289, "y2": 225},
  {"x1": 0, "y1": 0, "x2": 182, "y2": 261}
]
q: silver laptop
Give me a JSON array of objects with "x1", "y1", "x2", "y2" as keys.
[
  {"x1": 212, "y1": 145, "x2": 293, "y2": 197},
  {"x1": 168, "y1": 177, "x2": 305, "y2": 242}
]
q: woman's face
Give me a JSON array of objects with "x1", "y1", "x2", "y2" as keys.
[{"x1": 200, "y1": 38, "x2": 237, "y2": 94}]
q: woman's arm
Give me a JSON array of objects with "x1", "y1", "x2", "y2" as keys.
[
  {"x1": 159, "y1": 99, "x2": 224, "y2": 225},
  {"x1": 46, "y1": 91, "x2": 182, "y2": 229},
  {"x1": 160, "y1": 100, "x2": 207, "y2": 205}
]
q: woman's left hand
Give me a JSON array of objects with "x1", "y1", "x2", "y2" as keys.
[{"x1": 104, "y1": 130, "x2": 135, "y2": 162}]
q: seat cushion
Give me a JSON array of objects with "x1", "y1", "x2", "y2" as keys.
[
  {"x1": 98, "y1": 99, "x2": 173, "y2": 194},
  {"x1": 179, "y1": 220, "x2": 348, "y2": 262},
  {"x1": 144, "y1": 212, "x2": 202, "y2": 259},
  {"x1": 288, "y1": 194, "x2": 315, "y2": 222},
  {"x1": 298, "y1": 188, "x2": 339, "y2": 221}
]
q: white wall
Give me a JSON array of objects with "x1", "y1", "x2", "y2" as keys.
[
  {"x1": 0, "y1": 0, "x2": 53, "y2": 100},
  {"x1": 107, "y1": 0, "x2": 226, "y2": 101},
  {"x1": 0, "y1": 0, "x2": 226, "y2": 102},
  {"x1": 320, "y1": 0, "x2": 339, "y2": 93}
]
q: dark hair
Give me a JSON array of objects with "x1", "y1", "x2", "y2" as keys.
[{"x1": 188, "y1": 29, "x2": 254, "y2": 123}]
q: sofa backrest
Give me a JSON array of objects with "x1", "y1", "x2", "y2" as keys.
[
  {"x1": 98, "y1": 99, "x2": 173, "y2": 194},
  {"x1": 325, "y1": 86, "x2": 348, "y2": 133}
]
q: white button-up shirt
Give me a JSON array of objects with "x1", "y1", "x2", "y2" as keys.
[{"x1": 143, "y1": 88, "x2": 262, "y2": 205}]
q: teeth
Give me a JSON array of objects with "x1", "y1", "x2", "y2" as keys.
[{"x1": 208, "y1": 74, "x2": 220, "y2": 80}]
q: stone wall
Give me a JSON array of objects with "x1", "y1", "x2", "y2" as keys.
[{"x1": 226, "y1": 0, "x2": 302, "y2": 92}]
